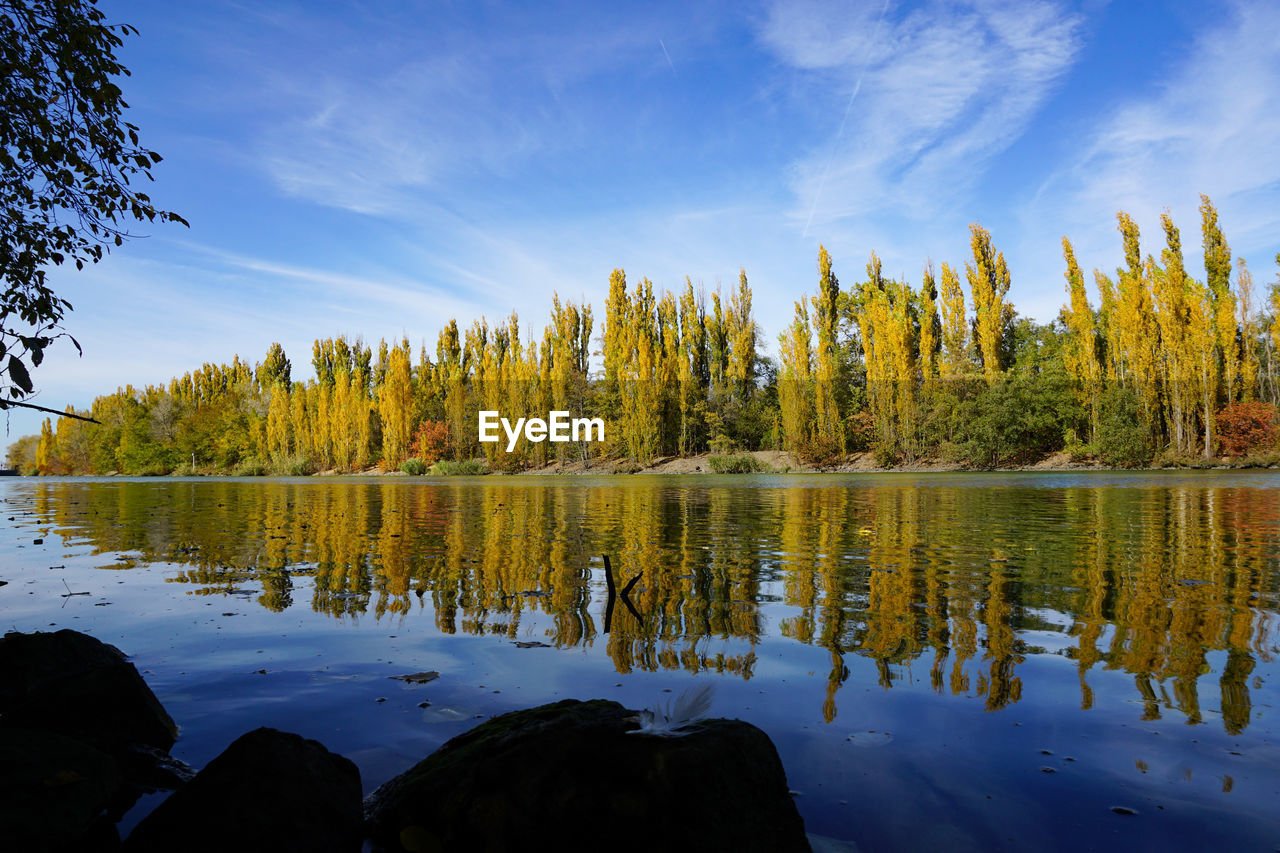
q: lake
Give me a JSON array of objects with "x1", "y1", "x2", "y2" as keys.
[{"x1": 3, "y1": 472, "x2": 1278, "y2": 850}]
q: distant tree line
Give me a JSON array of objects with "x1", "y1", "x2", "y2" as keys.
[{"x1": 10, "y1": 195, "x2": 1280, "y2": 475}]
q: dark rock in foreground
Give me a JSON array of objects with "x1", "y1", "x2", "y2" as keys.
[
  {"x1": 363, "y1": 698, "x2": 810, "y2": 853},
  {"x1": 0, "y1": 728, "x2": 124, "y2": 852},
  {"x1": 0, "y1": 629, "x2": 188, "y2": 850},
  {"x1": 125, "y1": 727, "x2": 362, "y2": 853},
  {"x1": 0, "y1": 629, "x2": 177, "y2": 754}
]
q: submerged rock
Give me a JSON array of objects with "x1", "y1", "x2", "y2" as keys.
[
  {"x1": 125, "y1": 727, "x2": 362, "y2": 853},
  {"x1": 363, "y1": 698, "x2": 810, "y2": 853},
  {"x1": 0, "y1": 629, "x2": 177, "y2": 754}
]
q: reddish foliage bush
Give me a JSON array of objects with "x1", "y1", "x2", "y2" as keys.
[
  {"x1": 1216, "y1": 402, "x2": 1279, "y2": 456},
  {"x1": 410, "y1": 420, "x2": 450, "y2": 464},
  {"x1": 800, "y1": 434, "x2": 842, "y2": 465}
]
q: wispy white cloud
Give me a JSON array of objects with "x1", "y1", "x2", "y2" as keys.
[
  {"x1": 3, "y1": 242, "x2": 503, "y2": 437},
  {"x1": 1059, "y1": 1, "x2": 1280, "y2": 228},
  {"x1": 761, "y1": 0, "x2": 1083, "y2": 227},
  {"x1": 260, "y1": 55, "x2": 518, "y2": 216},
  {"x1": 239, "y1": 5, "x2": 714, "y2": 217},
  {"x1": 1019, "y1": 0, "x2": 1280, "y2": 316}
]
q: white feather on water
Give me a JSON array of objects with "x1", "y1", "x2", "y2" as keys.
[{"x1": 630, "y1": 683, "x2": 715, "y2": 737}]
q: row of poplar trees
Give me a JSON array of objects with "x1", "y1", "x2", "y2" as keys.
[
  {"x1": 778, "y1": 195, "x2": 1280, "y2": 464},
  {"x1": 28, "y1": 277, "x2": 764, "y2": 473},
  {"x1": 21, "y1": 194, "x2": 1280, "y2": 475}
]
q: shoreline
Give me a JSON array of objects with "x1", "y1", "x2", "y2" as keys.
[
  {"x1": 18, "y1": 449, "x2": 1280, "y2": 478},
  {"x1": 505, "y1": 449, "x2": 1278, "y2": 476}
]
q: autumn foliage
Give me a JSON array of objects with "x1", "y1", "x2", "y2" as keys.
[
  {"x1": 1215, "y1": 402, "x2": 1279, "y2": 456},
  {"x1": 24, "y1": 194, "x2": 1280, "y2": 475},
  {"x1": 410, "y1": 420, "x2": 450, "y2": 464}
]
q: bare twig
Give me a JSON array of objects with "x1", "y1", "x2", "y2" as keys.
[
  {"x1": 60, "y1": 578, "x2": 89, "y2": 597},
  {"x1": 1, "y1": 400, "x2": 100, "y2": 423}
]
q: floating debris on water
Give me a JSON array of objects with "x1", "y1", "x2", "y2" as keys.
[
  {"x1": 391, "y1": 671, "x2": 440, "y2": 684},
  {"x1": 421, "y1": 706, "x2": 470, "y2": 723}
]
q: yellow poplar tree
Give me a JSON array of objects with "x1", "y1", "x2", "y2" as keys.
[
  {"x1": 435, "y1": 320, "x2": 468, "y2": 461},
  {"x1": 656, "y1": 289, "x2": 681, "y2": 453},
  {"x1": 939, "y1": 262, "x2": 968, "y2": 378},
  {"x1": 379, "y1": 339, "x2": 414, "y2": 469},
  {"x1": 1267, "y1": 253, "x2": 1280, "y2": 401},
  {"x1": 1236, "y1": 258, "x2": 1259, "y2": 400},
  {"x1": 965, "y1": 224, "x2": 1010, "y2": 385},
  {"x1": 314, "y1": 381, "x2": 333, "y2": 469},
  {"x1": 330, "y1": 367, "x2": 355, "y2": 470},
  {"x1": 266, "y1": 383, "x2": 291, "y2": 460},
  {"x1": 813, "y1": 246, "x2": 843, "y2": 454},
  {"x1": 290, "y1": 385, "x2": 312, "y2": 461},
  {"x1": 1200, "y1": 195, "x2": 1238, "y2": 402},
  {"x1": 36, "y1": 417, "x2": 54, "y2": 474},
  {"x1": 1115, "y1": 212, "x2": 1160, "y2": 428},
  {"x1": 522, "y1": 311, "x2": 548, "y2": 465},
  {"x1": 1093, "y1": 270, "x2": 1122, "y2": 382},
  {"x1": 1162, "y1": 212, "x2": 1217, "y2": 457},
  {"x1": 855, "y1": 259, "x2": 889, "y2": 447},
  {"x1": 918, "y1": 264, "x2": 940, "y2": 383},
  {"x1": 706, "y1": 289, "x2": 727, "y2": 402},
  {"x1": 885, "y1": 281, "x2": 918, "y2": 458},
  {"x1": 726, "y1": 269, "x2": 756, "y2": 400},
  {"x1": 677, "y1": 278, "x2": 706, "y2": 454},
  {"x1": 778, "y1": 299, "x2": 814, "y2": 455},
  {"x1": 618, "y1": 278, "x2": 660, "y2": 461},
  {"x1": 352, "y1": 370, "x2": 373, "y2": 470},
  {"x1": 603, "y1": 268, "x2": 629, "y2": 416},
  {"x1": 1061, "y1": 237, "x2": 1102, "y2": 439}
]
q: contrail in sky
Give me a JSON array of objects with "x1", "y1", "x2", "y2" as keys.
[
  {"x1": 802, "y1": 0, "x2": 892, "y2": 240},
  {"x1": 659, "y1": 39, "x2": 676, "y2": 75}
]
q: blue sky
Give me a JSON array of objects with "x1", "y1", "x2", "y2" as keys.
[{"x1": 8, "y1": 0, "x2": 1280, "y2": 439}]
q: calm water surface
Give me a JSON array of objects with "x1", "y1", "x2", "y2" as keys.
[{"x1": 2, "y1": 472, "x2": 1278, "y2": 850}]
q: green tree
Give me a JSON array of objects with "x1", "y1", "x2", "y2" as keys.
[
  {"x1": 1094, "y1": 386, "x2": 1152, "y2": 467},
  {"x1": 1, "y1": 0, "x2": 185, "y2": 405},
  {"x1": 4, "y1": 433, "x2": 38, "y2": 472},
  {"x1": 258, "y1": 342, "x2": 291, "y2": 389}
]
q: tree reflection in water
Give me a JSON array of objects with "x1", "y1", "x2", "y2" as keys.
[{"x1": 28, "y1": 476, "x2": 1279, "y2": 732}]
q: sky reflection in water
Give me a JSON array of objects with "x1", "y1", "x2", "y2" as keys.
[{"x1": 2, "y1": 471, "x2": 1277, "y2": 850}]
